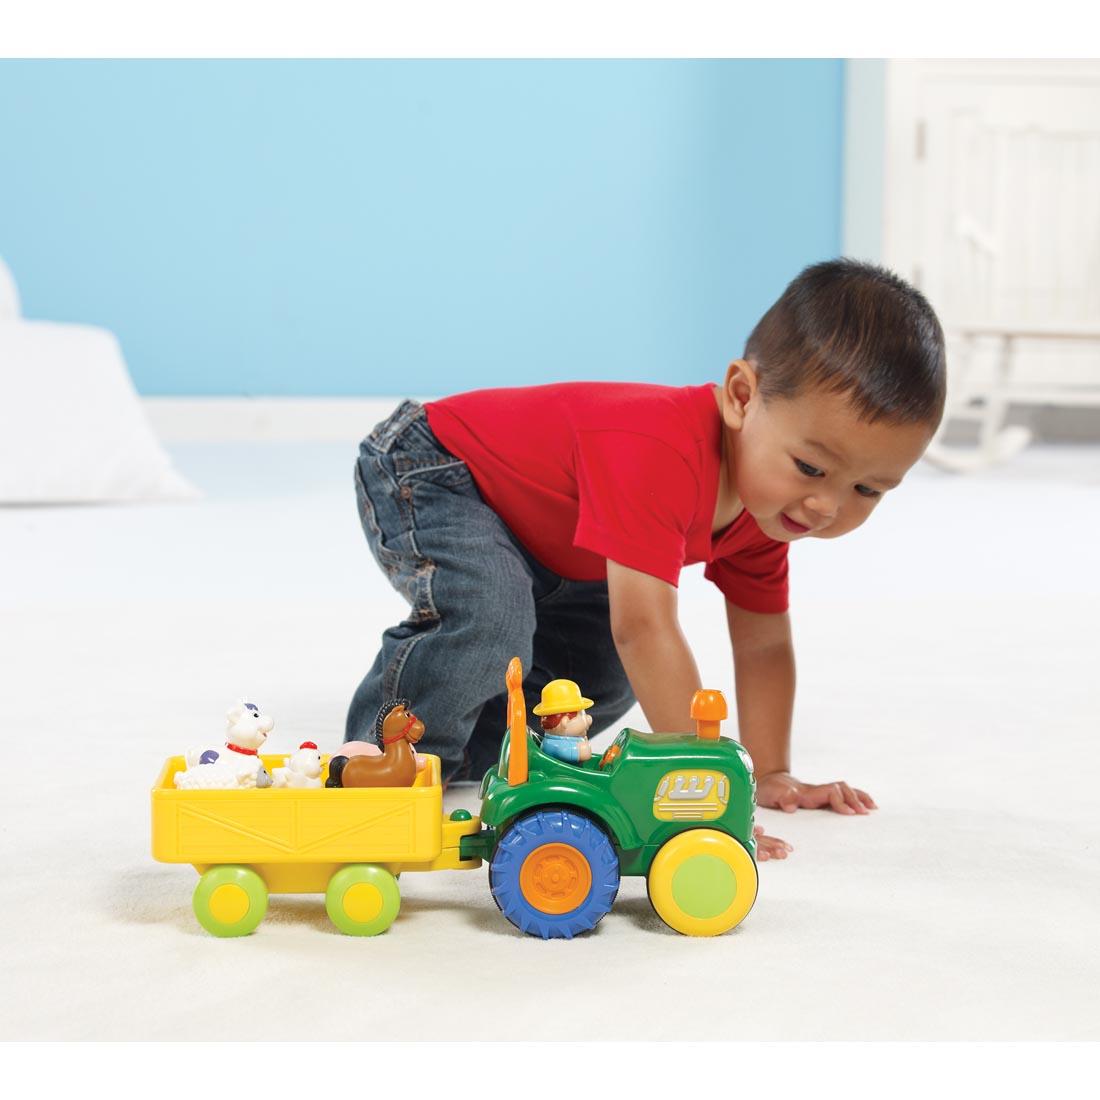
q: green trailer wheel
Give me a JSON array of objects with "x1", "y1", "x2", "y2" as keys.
[
  {"x1": 325, "y1": 865, "x2": 401, "y2": 936},
  {"x1": 193, "y1": 866, "x2": 269, "y2": 937}
]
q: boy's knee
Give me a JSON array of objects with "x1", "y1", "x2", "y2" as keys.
[{"x1": 436, "y1": 580, "x2": 536, "y2": 678}]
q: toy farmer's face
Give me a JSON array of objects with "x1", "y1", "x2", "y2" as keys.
[
  {"x1": 557, "y1": 711, "x2": 592, "y2": 737},
  {"x1": 721, "y1": 362, "x2": 933, "y2": 543}
]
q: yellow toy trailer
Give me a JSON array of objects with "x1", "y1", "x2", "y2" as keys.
[{"x1": 151, "y1": 753, "x2": 481, "y2": 936}]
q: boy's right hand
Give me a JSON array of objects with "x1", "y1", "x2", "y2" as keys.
[{"x1": 753, "y1": 824, "x2": 793, "y2": 861}]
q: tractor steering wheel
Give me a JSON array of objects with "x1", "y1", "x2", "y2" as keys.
[{"x1": 598, "y1": 743, "x2": 622, "y2": 770}]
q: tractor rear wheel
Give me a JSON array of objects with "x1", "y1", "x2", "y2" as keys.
[{"x1": 490, "y1": 809, "x2": 619, "y2": 939}]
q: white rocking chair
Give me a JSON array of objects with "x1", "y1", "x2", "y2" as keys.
[{"x1": 923, "y1": 120, "x2": 1100, "y2": 472}]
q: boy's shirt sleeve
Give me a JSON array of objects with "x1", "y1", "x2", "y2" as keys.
[
  {"x1": 704, "y1": 536, "x2": 790, "y2": 614},
  {"x1": 572, "y1": 429, "x2": 698, "y2": 588}
]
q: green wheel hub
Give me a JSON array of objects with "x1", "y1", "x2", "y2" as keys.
[{"x1": 670, "y1": 853, "x2": 738, "y2": 920}]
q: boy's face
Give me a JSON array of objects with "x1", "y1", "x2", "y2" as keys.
[{"x1": 720, "y1": 361, "x2": 934, "y2": 543}]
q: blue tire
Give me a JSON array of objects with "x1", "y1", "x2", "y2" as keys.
[{"x1": 490, "y1": 809, "x2": 620, "y2": 939}]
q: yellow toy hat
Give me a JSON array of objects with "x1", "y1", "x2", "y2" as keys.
[{"x1": 532, "y1": 679, "x2": 594, "y2": 716}]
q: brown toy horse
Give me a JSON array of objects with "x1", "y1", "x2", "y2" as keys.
[{"x1": 328, "y1": 700, "x2": 425, "y2": 788}]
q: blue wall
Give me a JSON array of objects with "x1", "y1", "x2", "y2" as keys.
[{"x1": 0, "y1": 60, "x2": 843, "y2": 396}]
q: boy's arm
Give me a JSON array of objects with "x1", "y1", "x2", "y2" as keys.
[
  {"x1": 605, "y1": 559, "x2": 700, "y2": 735},
  {"x1": 606, "y1": 561, "x2": 792, "y2": 860},
  {"x1": 725, "y1": 601, "x2": 876, "y2": 814}
]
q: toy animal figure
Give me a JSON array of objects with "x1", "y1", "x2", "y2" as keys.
[
  {"x1": 174, "y1": 701, "x2": 275, "y2": 790},
  {"x1": 326, "y1": 700, "x2": 424, "y2": 789},
  {"x1": 332, "y1": 739, "x2": 428, "y2": 772},
  {"x1": 272, "y1": 741, "x2": 322, "y2": 788},
  {"x1": 533, "y1": 679, "x2": 594, "y2": 764}
]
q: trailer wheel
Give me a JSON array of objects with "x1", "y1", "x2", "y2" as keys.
[
  {"x1": 490, "y1": 809, "x2": 619, "y2": 939},
  {"x1": 647, "y1": 829, "x2": 757, "y2": 936},
  {"x1": 193, "y1": 866, "x2": 268, "y2": 937},
  {"x1": 325, "y1": 865, "x2": 401, "y2": 936}
]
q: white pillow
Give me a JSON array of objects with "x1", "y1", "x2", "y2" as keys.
[{"x1": 0, "y1": 318, "x2": 200, "y2": 503}]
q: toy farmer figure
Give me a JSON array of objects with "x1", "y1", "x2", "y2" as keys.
[{"x1": 533, "y1": 679, "x2": 594, "y2": 764}]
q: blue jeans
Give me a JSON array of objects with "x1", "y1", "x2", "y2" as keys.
[{"x1": 346, "y1": 399, "x2": 635, "y2": 783}]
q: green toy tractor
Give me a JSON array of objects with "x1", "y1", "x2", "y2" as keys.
[{"x1": 462, "y1": 658, "x2": 759, "y2": 938}]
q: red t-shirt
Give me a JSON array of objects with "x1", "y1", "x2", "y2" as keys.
[{"x1": 424, "y1": 382, "x2": 789, "y2": 614}]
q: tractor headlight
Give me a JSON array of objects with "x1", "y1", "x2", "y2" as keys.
[{"x1": 736, "y1": 746, "x2": 755, "y2": 786}]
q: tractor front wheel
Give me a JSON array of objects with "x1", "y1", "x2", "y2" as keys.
[
  {"x1": 647, "y1": 829, "x2": 757, "y2": 936},
  {"x1": 490, "y1": 809, "x2": 620, "y2": 939}
]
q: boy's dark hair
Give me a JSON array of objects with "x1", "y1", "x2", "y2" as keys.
[{"x1": 744, "y1": 258, "x2": 946, "y2": 426}]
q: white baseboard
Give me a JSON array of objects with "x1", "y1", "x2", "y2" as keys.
[{"x1": 143, "y1": 396, "x2": 437, "y2": 442}]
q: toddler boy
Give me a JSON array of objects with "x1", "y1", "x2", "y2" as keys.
[{"x1": 346, "y1": 259, "x2": 946, "y2": 859}]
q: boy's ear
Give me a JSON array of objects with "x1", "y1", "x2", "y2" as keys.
[{"x1": 721, "y1": 359, "x2": 759, "y2": 430}]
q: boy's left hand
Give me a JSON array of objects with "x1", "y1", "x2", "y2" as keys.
[{"x1": 757, "y1": 771, "x2": 876, "y2": 815}]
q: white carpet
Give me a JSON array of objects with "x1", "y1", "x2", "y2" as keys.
[{"x1": 2, "y1": 440, "x2": 1098, "y2": 1040}]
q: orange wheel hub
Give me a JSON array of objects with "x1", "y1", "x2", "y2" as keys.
[{"x1": 519, "y1": 842, "x2": 593, "y2": 914}]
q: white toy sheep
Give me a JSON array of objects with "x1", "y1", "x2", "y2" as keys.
[
  {"x1": 272, "y1": 741, "x2": 323, "y2": 789},
  {"x1": 174, "y1": 701, "x2": 275, "y2": 790}
]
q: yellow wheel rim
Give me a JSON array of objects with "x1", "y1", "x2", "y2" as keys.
[
  {"x1": 208, "y1": 883, "x2": 251, "y2": 924},
  {"x1": 647, "y1": 830, "x2": 757, "y2": 936},
  {"x1": 342, "y1": 882, "x2": 384, "y2": 924}
]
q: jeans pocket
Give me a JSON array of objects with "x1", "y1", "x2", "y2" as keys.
[{"x1": 392, "y1": 450, "x2": 471, "y2": 488}]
